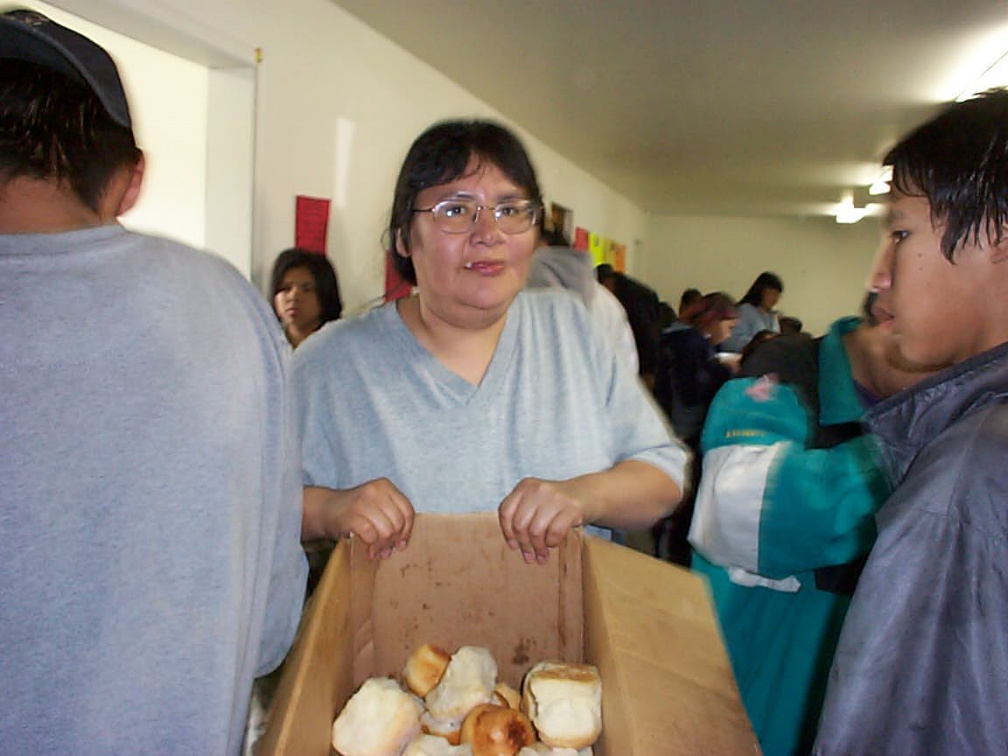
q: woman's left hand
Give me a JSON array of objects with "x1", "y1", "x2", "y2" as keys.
[{"x1": 498, "y1": 478, "x2": 597, "y2": 565}]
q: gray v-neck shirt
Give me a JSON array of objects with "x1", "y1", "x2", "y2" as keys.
[{"x1": 293, "y1": 289, "x2": 687, "y2": 520}]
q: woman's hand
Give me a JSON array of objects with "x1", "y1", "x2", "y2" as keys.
[
  {"x1": 498, "y1": 478, "x2": 598, "y2": 565},
  {"x1": 498, "y1": 462, "x2": 683, "y2": 564},
  {"x1": 302, "y1": 479, "x2": 414, "y2": 560}
]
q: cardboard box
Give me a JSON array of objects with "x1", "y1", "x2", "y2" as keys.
[{"x1": 259, "y1": 513, "x2": 759, "y2": 755}]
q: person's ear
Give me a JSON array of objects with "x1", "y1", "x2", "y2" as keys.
[
  {"x1": 395, "y1": 230, "x2": 410, "y2": 257},
  {"x1": 116, "y1": 152, "x2": 145, "y2": 217},
  {"x1": 989, "y1": 232, "x2": 1008, "y2": 264}
]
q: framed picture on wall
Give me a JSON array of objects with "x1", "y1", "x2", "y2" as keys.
[{"x1": 550, "y1": 202, "x2": 573, "y2": 243}]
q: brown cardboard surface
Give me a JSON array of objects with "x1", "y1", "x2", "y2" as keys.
[
  {"x1": 355, "y1": 513, "x2": 583, "y2": 688},
  {"x1": 261, "y1": 513, "x2": 759, "y2": 756},
  {"x1": 583, "y1": 537, "x2": 760, "y2": 755},
  {"x1": 257, "y1": 543, "x2": 353, "y2": 755}
]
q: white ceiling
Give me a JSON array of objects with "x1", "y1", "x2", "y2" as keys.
[{"x1": 329, "y1": 0, "x2": 1008, "y2": 218}]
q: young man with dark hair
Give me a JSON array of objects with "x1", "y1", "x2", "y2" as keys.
[
  {"x1": 0, "y1": 11, "x2": 306, "y2": 753},
  {"x1": 813, "y1": 89, "x2": 1008, "y2": 755}
]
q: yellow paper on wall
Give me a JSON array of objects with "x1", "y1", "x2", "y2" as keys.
[{"x1": 589, "y1": 233, "x2": 603, "y2": 266}]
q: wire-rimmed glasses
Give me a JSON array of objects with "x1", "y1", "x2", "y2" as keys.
[{"x1": 412, "y1": 198, "x2": 542, "y2": 235}]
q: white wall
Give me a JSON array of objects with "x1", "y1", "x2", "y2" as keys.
[
  {"x1": 50, "y1": 0, "x2": 650, "y2": 309},
  {"x1": 31, "y1": 1, "x2": 210, "y2": 250},
  {"x1": 44, "y1": 0, "x2": 883, "y2": 329},
  {"x1": 643, "y1": 214, "x2": 882, "y2": 336}
]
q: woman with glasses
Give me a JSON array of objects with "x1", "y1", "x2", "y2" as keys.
[{"x1": 293, "y1": 119, "x2": 686, "y2": 563}]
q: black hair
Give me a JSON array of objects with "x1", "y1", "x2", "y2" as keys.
[
  {"x1": 538, "y1": 210, "x2": 570, "y2": 247},
  {"x1": 739, "y1": 272, "x2": 784, "y2": 307},
  {"x1": 386, "y1": 119, "x2": 543, "y2": 285},
  {"x1": 0, "y1": 60, "x2": 141, "y2": 212},
  {"x1": 678, "y1": 288, "x2": 701, "y2": 313},
  {"x1": 595, "y1": 263, "x2": 616, "y2": 284},
  {"x1": 778, "y1": 315, "x2": 803, "y2": 335},
  {"x1": 862, "y1": 291, "x2": 879, "y2": 326},
  {"x1": 884, "y1": 88, "x2": 1008, "y2": 261},
  {"x1": 270, "y1": 248, "x2": 343, "y2": 324}
]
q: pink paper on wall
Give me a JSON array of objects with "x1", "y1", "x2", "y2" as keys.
[
  {"x1": 295, "y1": 195, "x2": 331, "y2": 254},
  {"x1": 573, "y1": 226, "x2": 590, "y2": 251}
]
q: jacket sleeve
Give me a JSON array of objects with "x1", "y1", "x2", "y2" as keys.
[{"x1": 690, "y1": 377, "x2": 885, "y2": 579}]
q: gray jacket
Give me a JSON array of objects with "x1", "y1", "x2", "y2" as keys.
[{"x1": 814, "y1": 341, "x2": 1008, "y2": 755}]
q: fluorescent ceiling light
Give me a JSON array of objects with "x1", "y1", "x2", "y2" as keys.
[{"x1": 868, "y1": 166, "x2": 892, "y2": 195}]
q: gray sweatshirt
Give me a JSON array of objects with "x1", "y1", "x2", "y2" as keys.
[{"x1": 0, "y1": 225, "x2": 307, "y2": 755}]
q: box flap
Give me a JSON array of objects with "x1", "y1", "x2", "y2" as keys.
[
  {"x1": 257, "y1": 541, "x2": 353, "y2": 755},
  {"x1": 583, "y1": 537, "x2": 759, "y2": 755}
]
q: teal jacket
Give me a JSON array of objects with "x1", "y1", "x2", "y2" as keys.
[{"x1": 690, "y1": 317, "x2": 888, "y2": 756}]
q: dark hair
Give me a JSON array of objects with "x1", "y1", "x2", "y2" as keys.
[
  {"x1": 0, "y1": 60, "x2": 141, "y2": 212},
  {"x1": 740, "y1": 329, "x2": 781, "y2": 366},
  {"x1": 778, "y1": 315, "x2": 803, "y2": 335},
  {"x1": 862, "y1": 291, "x2": 879, "y2": 326},
  {"x1": 678, "y1": 288, "x2": 701, "y2": 313},
  {"x1": 739, "y1": 272, "x2": 784, "y2": 307},
  {"x1": 386, "y1": 119, "x2": 543, "y2": 285},
  {"x1": 885, "y1": 88, "x2": 1008, "y2": 261},
  {"x1": 595, "y1": 263, "x2": 616, "y2": 284},
  {"x1": 538, "y1": 210, "x2": 570, "y2": 247},
  {"x1": 682, "y1": 292, "x2": 738, "y2": 334},
  {"x1": 270, "y1": 248, "x2": 343, "y2": 324}
]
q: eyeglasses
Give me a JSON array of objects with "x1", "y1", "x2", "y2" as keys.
[{"x1": 412, "y1": 198, "x2": 542, "y2": 235}]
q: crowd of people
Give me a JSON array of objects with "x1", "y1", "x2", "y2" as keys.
[{"x1": 3, "y1": 10, "x2": 1008, "y2": 756}]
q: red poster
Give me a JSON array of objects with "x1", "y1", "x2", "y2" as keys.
[
  {"x1": 295, "y1": 195, "x2": 330, "y2": 254},
  {"x1": 573, "y1": 226, "x2": 590, "y2": 251}
]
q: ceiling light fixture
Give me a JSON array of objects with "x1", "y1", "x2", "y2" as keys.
[
  {"x1": 868, "y1": 166, "x2": 892, "y2": 196},
  {"x1": 834, "y1": 192, "x2": 868, "y2": 224}
]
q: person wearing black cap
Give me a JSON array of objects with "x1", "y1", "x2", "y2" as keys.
[{"x1": 0, "y1": 10, "x2": 306, "y2": 754}]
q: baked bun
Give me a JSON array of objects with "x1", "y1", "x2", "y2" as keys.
[
  {"x1": 492, "y1": 682, "x2": 521, "y2": 710},
  {"x1": 403, "y1": 734, "x2": 475, "y2": 756},
  {"x1": 460, "y1": 704, "x2": 535, "y2": 756},
  {"x1": 517, "y1": 746, "x2": 593, "y2": 756},
  {"x1": 421, "y1": 709, "x2": 463, "y2": 746},
  {"x1": 425, "y1": 646, "x2": 497, "y2": 720},
  {"x1": 404, "y1": 644, "x2": 452, "y2": 697},
  {"x1": 331, "y1": 677, "x2": 422, "y2": 756},
  {"x1": 520, "y1": 663, "x2": 601, "y2": 750}
]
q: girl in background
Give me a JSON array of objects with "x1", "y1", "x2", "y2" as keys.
[{"x1": 270, "y1": 248, "x2": 343, "y2": 347}]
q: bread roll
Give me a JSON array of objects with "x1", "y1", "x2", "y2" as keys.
[
  {"x1": 403, "y1": 734, "x2": 475, "y2": 756},
  {"x1": 520, "y1": 663, "x2": 601, "y2": 750},
  {"x1": 421, "y1": 709, "x2": 463, "y2": 745},
  {"x1": 459, "y1": 704, "x2": 535, "y2": 756},
  {"x1": 331, "y1": 677, "x2": 422, "y2": 756},
  {"x1": 404, "y1": 644, "x2": 452, "y2": 697},
  {"x1": 426, "y1": 646, "x2": 497, "y2": 720},
  {"x1": 492, "y1": 682, "x2": 521, "y2": 710},
  {"x1": 517, "y1": 746, "x2": 593, "y2": 756}
]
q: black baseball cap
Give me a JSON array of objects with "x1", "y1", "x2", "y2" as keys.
[{"x1": 0, "y1": 8, "x2": 132, "y2": 128}]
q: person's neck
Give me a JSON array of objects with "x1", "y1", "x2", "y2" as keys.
[
  {"x1": 286, "y1": 321, "x2": 321, "y2": 349},
  {"x1": 397, "y1": 295, "x2": 508, "y2": 386},
  {"x1": 0, "y1": 178, "x2": 110, "y2": 234}
]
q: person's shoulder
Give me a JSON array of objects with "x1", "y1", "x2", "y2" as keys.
[
  {"x1": 120, "y1": 229, "x2": 258, "y2": 297},
  {"x1": 520, "y1": 287, "x2": 589, "y2": 321},
  {"x1": 292, "y1": 302, "x2": 392, "y2": 371},
  {"x1": 904, "y1": 401, "x2": 1008, "y2": 533}
]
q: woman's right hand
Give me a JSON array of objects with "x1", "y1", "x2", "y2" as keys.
[{"x1": 302, "y1": 479, "x2": 414, "y2": 560}]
